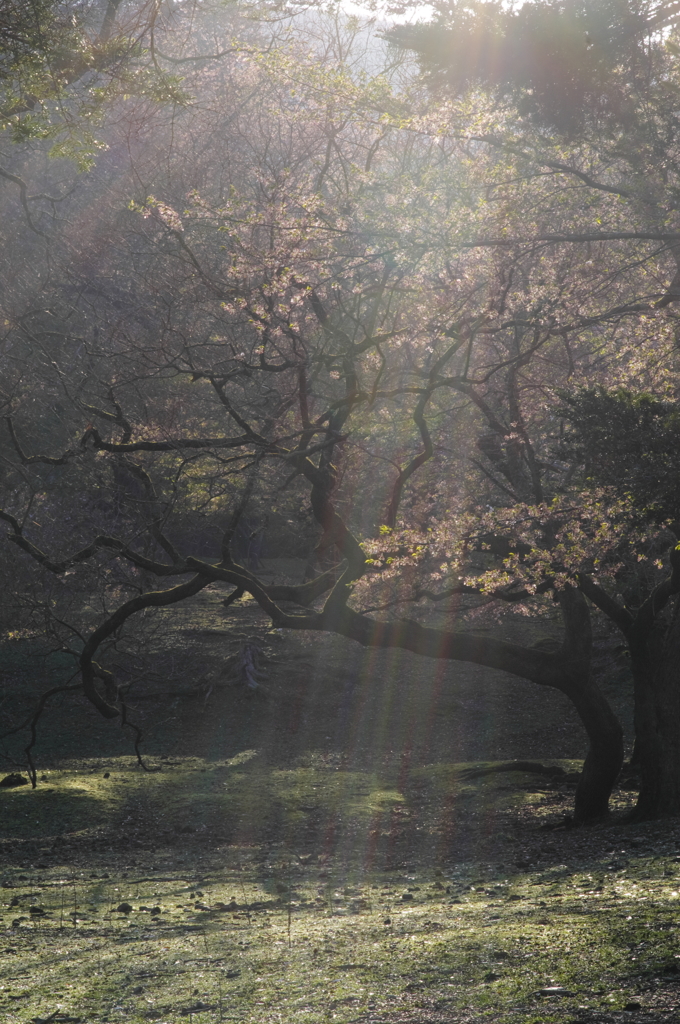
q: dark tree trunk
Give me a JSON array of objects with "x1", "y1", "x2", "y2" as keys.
[
  {"x1": 631, "y1": 599, "x2": 680, "y2": 819},
  {"x1": 567, "y1": 680, "x2": 624, "y2": 822},
  {"x1": 557, "y1": 587, "x2": 624, "y2": 822},
  {"x1": 327, "y1": 582, "x2": 624, "y2": 823}
]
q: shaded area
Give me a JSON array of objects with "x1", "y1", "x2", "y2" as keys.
[{"x1": 1, "y1": 807, "x2": 680, "y2": 1024}]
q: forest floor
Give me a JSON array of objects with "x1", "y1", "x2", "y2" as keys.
[{"x1": 0, "y1": 559, "x2": 678, "y2": 1024}]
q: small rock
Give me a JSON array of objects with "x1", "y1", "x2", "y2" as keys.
[
  {"x1": 401, "y1": 892, "x2": 414, "y2": 901},
  {"x1": 132, "y1": 985, "x2": 145, "y2": 994},
  {"x1": 213, "y1": 900, "x2": 237, "y2": 911},
  {"x1": 117, "y1": 902, "x2": 133, "y2": 914}
]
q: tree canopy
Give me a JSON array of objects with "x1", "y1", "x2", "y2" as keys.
[{"x1": 389, "y1": 0, "x2": 680, "y2": 132}]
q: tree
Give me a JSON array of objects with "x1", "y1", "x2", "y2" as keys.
[
  {"x1": 561, "y1": 388, "x2": 680, "y2": 529},
  {"x1": 0, "y1": 18, "x2": 616, "y2": 820},
  {"x1": 0, "y1": 0, "x2": 229, "y2": 246},
  {"x1": 388, "y1": 0, "x2": 680, "y2": 819},
  {"x1": 559, "y1": 387, "x2": 680, "y2": 816}
]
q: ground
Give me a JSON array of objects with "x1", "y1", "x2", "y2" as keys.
[{"x1": 1, "y1": 560, "x2": 677, "y2": 1024}]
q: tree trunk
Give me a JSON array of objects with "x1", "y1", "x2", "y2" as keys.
[
  {"x1": 557, "y1": 586, "x2": 624, "y2": 822},
  {"x1": 567, "y1": 681, "x2": 624, "y2": 822},
  {"x1": 325, "y1": 583, "x2": 624, "y2": 823},
  {"x1": 631, "y1": 598, "x2": 680, "y2": 819},
  {"x1": 195, "y1": 561, "x2": 627, "y2": 821}
]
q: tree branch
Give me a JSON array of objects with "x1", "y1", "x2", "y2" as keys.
[
  {"x1": 80, "y1": 575, "x2": 211, "y2": 718},
  {"x1": 577, "y1": 573, "x2": 634, "y2": 634},
  {"x1": 0, "y1": 166, "x2": 48, "y2": 237},
  {"x1": 456, "y1": 231, "x2": 680, "y2": 248},
  {"x1": 81, "y1": 426, "x2": 256, "y2": 453},
  {"x1": 635, "y1": 546, "x2": 680, "y2": 633}
]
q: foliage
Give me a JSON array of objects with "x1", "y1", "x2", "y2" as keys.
[
  {"x1": 0, "y1": 0, "x2": 193, "y2": 167},
  {"x1": 388, "y1": 0, "x2": 680, "y2": 134},
  {"x1": 560, "y1": 387, "x2": 680, "y2": 526}
]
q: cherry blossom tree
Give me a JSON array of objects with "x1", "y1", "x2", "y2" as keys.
[
  {"x1": 388, "y1": 0, "x2": 680, "y2": 818},
  {"x1": 3, "y1": 6, "x2": 680, "y2": 823}
]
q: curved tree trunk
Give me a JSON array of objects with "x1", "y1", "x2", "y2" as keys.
[
  {"x1": 192, "y1": 560, "x2": 626, "y2": 822},
  {"x1": 324, "y1": 582, "x2": 624, "y2": 823},
  {"x1": 567, "y1": 681, "x2": 624, "y2": 822}
]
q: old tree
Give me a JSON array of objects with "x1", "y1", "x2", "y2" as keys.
[{"x1": 2, "y1": 0, "x2": 680, "y2": 822}]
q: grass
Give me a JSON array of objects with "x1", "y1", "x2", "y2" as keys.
[
  {"x1": 0, "y1": 756, "x2": 677, "y2": 1024},
  {"x1": 0, "y1": 581, "x2": 654, "y2": 1021}
]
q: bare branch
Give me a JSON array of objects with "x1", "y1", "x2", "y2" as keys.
[{"x1": 80, "y1": 575, "x2": 211, "y2": 718}]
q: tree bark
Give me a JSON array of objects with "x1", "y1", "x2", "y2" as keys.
[
  {"x1": 567, "y1": 681, "x2": 624, "y2": 821},
  {"x1": 631, "y1": 598, "x2": 680, "y2": 818},
  {"x1": 556, "y1": 586, "x2": 624, "y2": 821}
]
